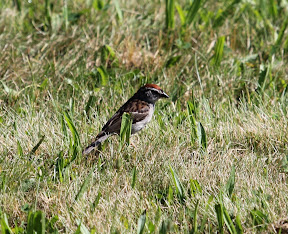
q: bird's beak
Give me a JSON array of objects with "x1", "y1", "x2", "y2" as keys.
[{"x1": 161, "y1": 90, "x2": 169, "y2": 98}]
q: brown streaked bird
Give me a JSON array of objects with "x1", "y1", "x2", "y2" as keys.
[{"x1": 83, "y1": 84, "x2": 169, "y2": 155}]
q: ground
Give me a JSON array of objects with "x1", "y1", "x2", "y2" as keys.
[{"x1": 0, "y1": 0, "x2": 288, "y2": 233}]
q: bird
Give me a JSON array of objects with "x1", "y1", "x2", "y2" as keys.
[{"x1": 83, "y1": 84, "x2": 169, "y2": 154}]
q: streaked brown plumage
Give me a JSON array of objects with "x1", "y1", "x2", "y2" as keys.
[{"x1": 83, "y1": 84, "x2": 169, "y2": 155}]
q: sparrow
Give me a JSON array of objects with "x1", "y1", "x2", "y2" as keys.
[{"x1": 83, "y1": 84, "x2": 169, "y2": 154}]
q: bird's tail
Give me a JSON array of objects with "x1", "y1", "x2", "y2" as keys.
[{"x1": 82, "y1": 132, "x2": 110, "y2": 155}]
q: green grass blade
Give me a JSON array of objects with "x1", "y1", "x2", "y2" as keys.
[
  {"x1": 113, "y1": 0, "x2": 123, "y2": 22},
  {"x1": 44, "y1": 0, "x2": 51, "y2": 28},
  {"x1": 215, "y1": 203, "x2": 224, "y2": 234},
  {"x1": 76, "y1": 220, "x2": 91, "y2": 234},
  {"x1": 223, "y1": 207, "x2": 237, "y2": 234},
  {"x1": 257, "y1": 64, "x2": 269, "y2": 92},
  {"x1": 101, "y1": 45, "x2": 116, "y2": 65},
  {"x1": 97, "y1": 66, "x2": 109, "y2": 86},
  {"x1": 17, "y1": 140, "x2": 23, "y2": 157},
  {"x1": 165, "y1": 0, "x2": 175, "y2": 30},
  {"x1": 212, "y1": 36, "x2": 225, "y2": 68},
  {"x1": 137, "y1": 210, "x2": 146, "y2": 234},
  {"x1": 197, "y1": 122, "x2": 207, "y2": 150},
  {"x1": 250, "y1": 208, "x2": 269, "y2": 230},
  {"x1": 63, "y1": 0, "x2": 69, "y2": 29},
  {"x1": 93, "y1": 0, "x2": 104, "y2": 10},
  {"x1": 29, "y1": 135, "x2": 45, "y2": 155},
  {"x1": 169, "y1": 165, "x2": 185, "y2": 201},
  {"x1": 131, "y1": 166, "x2": 137, "y2": 189},
  {"x1": 192, "y1": 200, "x2": 200, "y2": 233},
  {"x1": 226, "y1": 165, "x2": 235, "y2": 198},
  {"x1": 187, "y1": 101, "x2": 198, "y2": 144},
  {"x1": 190, "y1": 179, "x2": 202, "y2": 197},
  {"x1": 235, "y1": 213, "x2": 243, "y2": 234},
  {"x1": 119, "y1": 112, "x2": 132, "y2": 150},
  {"x1": 1, "y1": 213, "x2": 13, "y2": 234},
  {"x1": 91, "y1": 192, "x2": 102, "y2": 212},
  {"x1": 61, "y1": 115, "x2": 68, "y2": 139},
  {"x1": 33, "y1": 211, "x2": 46, "y2": 234},
  {"x1": 185, "y1": 0, "x2": 201, "y2": 26},
  {"x1": 168, "y1": 186, "x2": 173, "y2": 205},
  {"x1": 13, "y1": 0, "x2": 21, "y2": 11},
  {"x1": 63, "y1": 111, "x2": 80, "y2": 146},
  {"x1": 175, "y1": 3, "x2": 185, "y2": 26},
  {"x1": 165, "y1": 55, "x2": 181, "y2": 68}
]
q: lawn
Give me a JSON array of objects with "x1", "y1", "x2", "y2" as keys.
[{"x1": 0, "y1": 0, "x2": 288, "y2": 233}]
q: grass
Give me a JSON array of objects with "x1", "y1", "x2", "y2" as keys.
[{"x1": 0, "y1": 0, "x2": 288, "y2": 233}]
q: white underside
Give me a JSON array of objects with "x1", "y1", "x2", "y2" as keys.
[{"x1": 131, "y1": 104, "x2": 154, "y2": 134}]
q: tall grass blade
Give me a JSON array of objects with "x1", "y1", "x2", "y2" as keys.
[
  {"x1": 33, "y1": 211, "x2": 46, "y2": 234},
  {"x1": 91, "y1": 192, "x2": 101, "y2": 211},
  {"x1": 17, "y1": 140, "x2": 23, "y2": 157},
  {"x1": 131, "y1": 166, "x2": 137, "y2": 189},
  {"x1": 187, "y1": 101, "x2": 198, "y2": 144},
  {"x1": 75, "y1": 220, "x2": 91, "y2": 234},
  {"x1": 223, "y1": 207, "x2": 237, "y2": 234},
  {"x1": 250, "y1": 208, "x2": 269, "y2": 230},
  {"x1": 137, "y1": 210, "x2": 146, "y2": 234},
  {"x1": 235, "y1": 213, "x2": 243, "y2": 234},
  {"x1": 226, "y1": 165, "x2": 235, "y2": 198},
  {"x1": 197, "y1": 122, "x2": 207, "y2": 150},
  {"x1": 29, "y1": 135, "x2": 45, "y2": 155},
  {"x1": 113, "y1": 0, "x2": 123, "y2": 22},
  {"x1": 212, "y1": 36, "x2": 225, "y2": 68},
  {"x1": 101, "y1": 45, "x2": 116, "y2": 65},
  {"x1": 190, "y1": 179, "x2": 202, "y2": 197},
  {"x1": 215, "y1": 203, "x2": 224, "y2": 234},
  {"x1": 55, "y1": 151, "x2": 64, "y2": 183},
  {"x1": 169, "y1": 165, "x2": 185, "y2": 201},
  {"x1": 119, "y1": 112, "x2": 132, "y2": 150},
  {"x1": 268, "y1": 0, "x2": 278, "y2": 19},
  {"x1": 159, "y1": 219, "x2": 170, "y2": 234},
  {"x1": 1, "y1": 213, "x2": 13, "y2": 233},
  {"x1": 1, "y1": 81, "x2": 18, "y2": 98},
  {"x1": 63, "y1": 0, "x2": 69, "y2": 29},
  {"x1": 165, "y1": 55, "x2": 181, "y2": 68},
  {"x1": 185, "y1": 0, "x2": 201, "y2": 26},
  {"x1": 168, "y1": 186, "x2": 173, "y2": 205},
  {"x1": 97, "y1": 66, "x2": 109, "y2": 86},
  {"x1": 93, "y1": 0, "x2": 104, "y2": 10},
  {"x1": 257, "y1": 64, "x2": 269, "y2": 92},
  {"x1": 175, "y1": 3, "x2": 185, "y2": 26},
  {"x1": 165, "y1": 0, "x2": 175, "y2": 30},
  {"x1": 63, "y1": 111, "x2": 80, "y2": 146},
  {"x1": 45, "y1": 0, "x2": 51, "y2": 28},
  {"x1": 281, "y1": 155, "x2": 288, "y2": 173},
  {"x1": 61, "y1": 115, "x2": 68, "y2": 139},
  {"x1": 192, "y1": 200, "x2": 200, "y2": 233},
  {"x1": 27, "y1": 211, "x2": 46, "y2": 234},
  {"x1": 13, "y1": 0, "x2": 21, "y2": 11}
]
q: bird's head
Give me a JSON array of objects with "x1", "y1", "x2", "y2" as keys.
[{"x1": 137, "y1": 84, "x2": 169, "y2": 104}]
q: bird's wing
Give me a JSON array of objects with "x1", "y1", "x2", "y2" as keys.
[{"x1": 101, "y1": 99, "x2": 150, "y2": 134}]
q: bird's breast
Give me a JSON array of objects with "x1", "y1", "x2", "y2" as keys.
[{"x1": 131, "y1": 104, "x2": 154, "y2": 134}]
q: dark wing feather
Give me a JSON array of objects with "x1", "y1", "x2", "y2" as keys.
[{"x1": 100, "y1": 99, "x2": 150, "y2": 134}]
